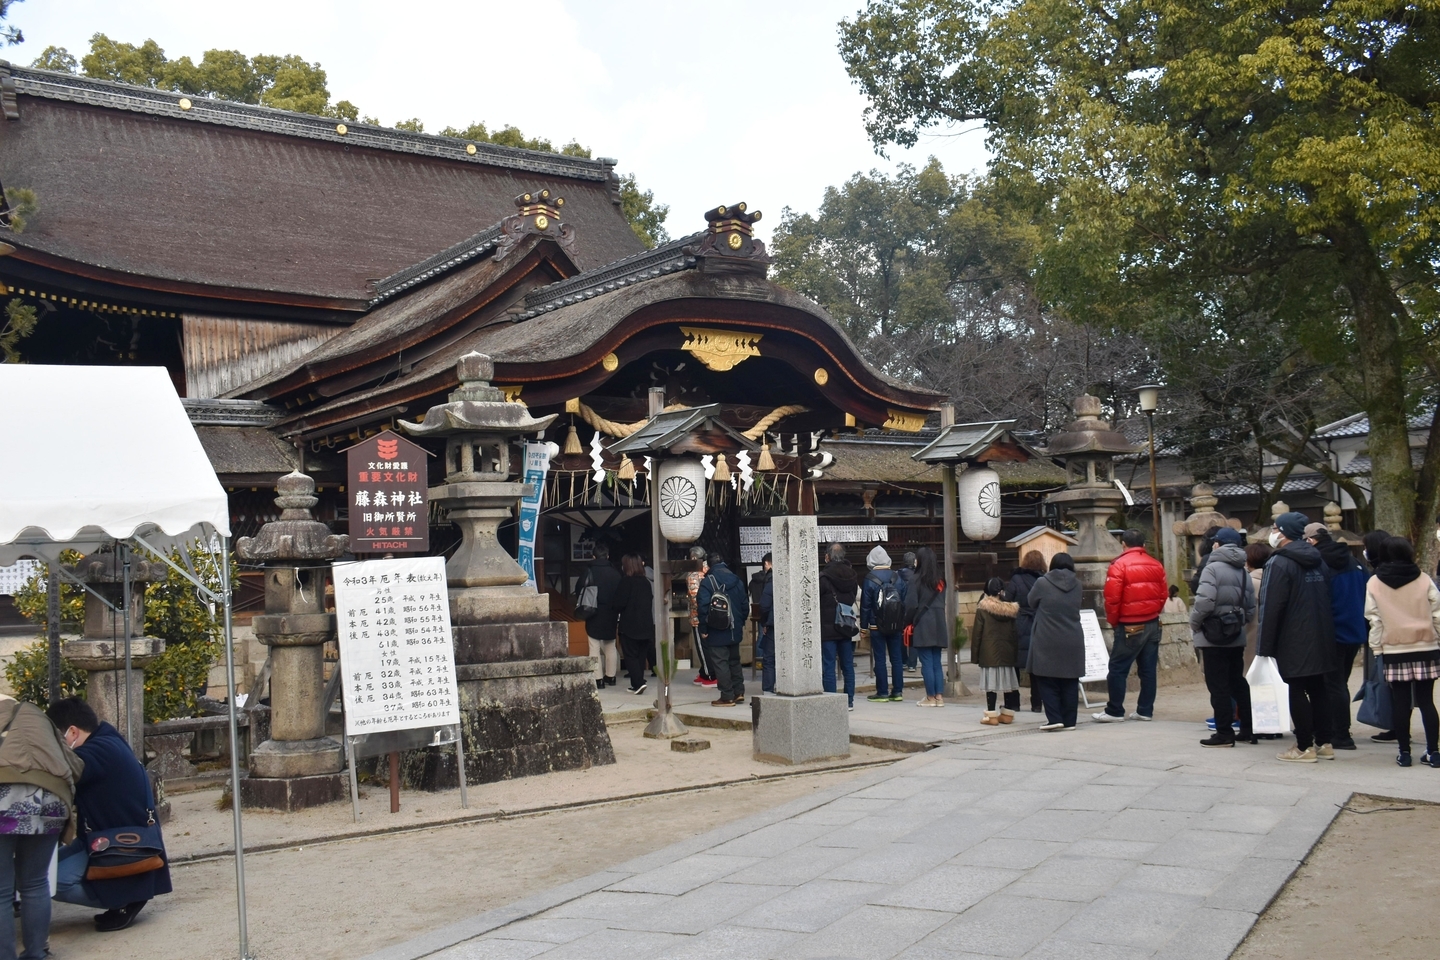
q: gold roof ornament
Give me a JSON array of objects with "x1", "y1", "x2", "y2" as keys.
[{"x1": 680, "y1": 326, "x2": 762, "y2": 371}]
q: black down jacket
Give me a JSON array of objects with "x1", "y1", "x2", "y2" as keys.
[{"x1": 1257, "y1": 540, "x2": 1338, "y2": 679}]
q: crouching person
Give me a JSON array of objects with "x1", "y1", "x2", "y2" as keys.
[{"x1": 46, "y1": 698, "x2": 171, "y2": 932}]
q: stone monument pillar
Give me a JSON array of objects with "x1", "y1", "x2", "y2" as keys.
[
  {"x1": 235, "y1": 471, "x2": 349, "y2": 811},
  {"x1": 752, "y1": 515, "x2": 849, "y2": 764},
  {"x1": 1043, "y1": 395, "x2": 1136, "y2": 611},
  {"x1": 400, "y1": 353, "x2": 614, "y2": 787},
  {"x1": 62, "y1": 547, "x2": 163, "y2": 759}
]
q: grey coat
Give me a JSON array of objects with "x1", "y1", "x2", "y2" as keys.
[
  {"x1": 1189, "y1": 544, "x2": 1256, "y2": 649},
  {"x1": 903, "y1": 581, "x2": 949, "y2": 649},
  {"x1": 1026, "y1": 569, "x2": 1085, "y2": 678}
]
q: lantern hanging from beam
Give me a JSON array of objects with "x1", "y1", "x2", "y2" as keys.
[
  {"x1": 656, "y1": 458, "x2": 706, "y2": 543},
  {"x1": 958, "y1": 465, "x2": 1002, "y2": 541}
]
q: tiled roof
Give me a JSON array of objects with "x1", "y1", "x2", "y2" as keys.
[
  {"x1": 8, "y1": 64, "x2": 611, "y2": 180},
  {"x1": 0, "y1": 63, "x2": 643, "y2": 306},
  {"x1": 1316, "y1": 408, "x2": 1434, "y2": 439},
  {"x1": 513, "y1": 233, "x2": 704, "y2": 319}
]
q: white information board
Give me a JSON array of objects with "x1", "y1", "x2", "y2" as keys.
[
  {"x1": 1079, "y1": 609, "x2": 1111, "y2": 684},
  {"x1": 334, "y1": 556, "x2": 460, "y2": 736}
]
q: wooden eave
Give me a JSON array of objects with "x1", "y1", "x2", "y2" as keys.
[{"x1": 0, "y1": 247, "x2": 367, "y2": 320}]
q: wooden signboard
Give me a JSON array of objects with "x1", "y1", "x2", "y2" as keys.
[{"x1": 345, "y1": 430, "x2": 429, "y2": 554}]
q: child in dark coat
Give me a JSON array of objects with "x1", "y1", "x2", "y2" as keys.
[{"x1": 971, "y1": 577, "x2": 1021, "y2": 725}]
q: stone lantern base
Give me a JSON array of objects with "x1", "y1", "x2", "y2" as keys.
[
  {"x1": 239, "y1": 772, "x2": 348, "y2": 812},
  {"x1": 414, "y1": 620, "x2": 615, "y2": 790}
]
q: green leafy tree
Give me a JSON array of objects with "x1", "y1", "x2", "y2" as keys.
[
  {"x1": 30, "y1": 45, "x2": 75, "y2": 72},
  {"x1": 0, "y1": 298, "x2": 37, "y2": 362},
  {"x1": 618, "y1": 174, "x2": 669, "y2": 249},
  {"x1": 11, "y1": 543, "x2": 232, "y2": 721},
  {"x1": 0, "y1": 0, "x2": 23, "y2": 47},
  {"x1": 840, "y1": 0, "x2": 1440, "y2": 556}
]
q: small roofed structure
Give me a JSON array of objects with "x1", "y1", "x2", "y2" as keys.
[
  {"x1": 1006, "y1": 526, "x2": 1079, "y2": 569},
  {"x1": 912, "y1": 419, "x2": 1043, "y2": 465}
]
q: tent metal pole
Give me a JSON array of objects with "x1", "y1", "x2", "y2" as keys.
[
  {"x1": 219, "y1": 536, "x2": 253, "y2": 960},
  {"x1": 122, "y1": 542, "x2": 133, "y2": 752}
]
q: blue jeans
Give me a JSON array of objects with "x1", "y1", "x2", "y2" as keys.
[
  {"x1": 758, "y1": 626, "x2": 775, "y2": 693},
  {"x1": 822, "y1": 639, "x2": 856, "y2": 706},
  {"x1": 1104, "y1": 620, "x2": 1161, "y2": 718},
  {"x1": 871, "y1": 630, "x2": 905, "y2": 697},
  {"x1": 918, "y1": 647, "x2": 943, "y2": 697},
  {"x1": 0, "y1": 834, "x2": 57, "y2": 960},
  {"x1": 54, "y1": 839, "x2": 104, "y2": 909}
]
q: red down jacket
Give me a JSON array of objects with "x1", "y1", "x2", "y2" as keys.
[{"x1": 1104, "y1": 546, "x2": 1168, "y2": 625}]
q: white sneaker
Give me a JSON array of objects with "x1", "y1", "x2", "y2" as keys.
[
  {"x1": 1039, "y1": 722, "x2": 1065, "y2": 731},
  {"x1": 1129, "y1": 713, "x2": 1153, "y2": 721},
  {"x1": 1092, "y1": 712, "x2": 1125, "y2": 723}
]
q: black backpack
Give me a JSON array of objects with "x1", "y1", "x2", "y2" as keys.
[
  {"x1": 705, "y1": 575, "x2": 734, "y2": 631},
  {"x1": 871, "y1": 573, "x2": 905, "y2": 634}
]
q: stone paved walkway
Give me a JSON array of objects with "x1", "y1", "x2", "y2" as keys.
[{"x1": 367, "y1": 714, "x2": 1440, "y2": 960}]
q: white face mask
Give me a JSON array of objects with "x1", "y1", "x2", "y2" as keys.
[{"x1": 1268, "y1": 531, "x2": 1282, "y2": 549}]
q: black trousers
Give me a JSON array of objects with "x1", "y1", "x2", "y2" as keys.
[
  {"x1": 620, "y1": 632, "x2": 651, "y2": 690},
  {"x1": 1324, "y1": 642, "x2": 1362, "y2": 741},
  {"x1": 1202, "y1": 646, "x2": 1252, "y2": 740},
  {"x1": 1391, "y1": 678, "x2": 1440, "y2": 754},
  {"x1": 1287, "y1": 673, "x2": 1333, "y2": 750},
  {"x1": 706, "y1": 643, "x2": 744, "y2": 702},
  {"x1": 1033, "y1": 675, "x2": 1078, "y2": 727}
]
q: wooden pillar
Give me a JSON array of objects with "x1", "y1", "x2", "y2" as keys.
[
  {"x1": 940, "y1": 403, "x2": 960, "y2": 697},
  {"x1": 644, "y1": 387, "x2": 686, "y2": 738}
]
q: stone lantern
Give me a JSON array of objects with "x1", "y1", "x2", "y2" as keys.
[
  {"x1": 399, "y1": 352, "x2": 615, "y2": 787},
  {"x1": 1043, "y1": 395, "x2": 1136, "y2": 606},
  {"x1": 62, "y1": 547, "x2": 163, "y2": 759},
  {"x1": 1171, "y1": 482, "x2": 1243, "y2": 582},
  {"x1": 236, "y1": 470, "x2": 349, "y2": 811}
]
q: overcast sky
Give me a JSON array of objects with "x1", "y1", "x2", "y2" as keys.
[{"x1": 11, "y1": 0, "x2": 988, "y2": 242}]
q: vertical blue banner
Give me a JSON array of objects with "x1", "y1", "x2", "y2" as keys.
[{"x1": 517, "y1": 442, "x2": 551, "y2": 590}]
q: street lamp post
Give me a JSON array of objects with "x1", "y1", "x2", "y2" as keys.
[{"x1": 1137, "y1": 384, "x2": 1163, "y2": 555}]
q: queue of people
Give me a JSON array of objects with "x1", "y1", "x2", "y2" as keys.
[
  {"x1": 577, "y1": 517, "x2": 1440, "y2": 766},
  {"x1": 0, "y1": 694, "x2": 170, "y2": 958}
]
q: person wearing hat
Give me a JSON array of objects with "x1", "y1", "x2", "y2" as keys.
[
  {"x1": 1190, "y1": 527, "x2": 1257, "y2": 746},
  {"x1": 862, "y1": 545, "x2": 908, "y2": 703},
  {"x1": 1306, "y1": 523, "x2": 1368, "y2": 750},
  {"x1": 1258, "y1": 511, "x2": 1339, "y2": 762}
]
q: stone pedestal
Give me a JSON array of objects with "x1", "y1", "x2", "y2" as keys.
[
  {"x1": 235, "y1": 471, "x2": 348, "y2": 811},
  {"x1": 62, "y1": 636, "x2": 163, "y2": 759},
  {"x1": 753, "y1": 515, "x2": 849, "y2": 764},
  {"x1": 401, "y1": 353, "x2": 614, "y2": 790}
]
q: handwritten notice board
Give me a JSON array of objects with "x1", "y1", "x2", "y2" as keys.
[{"x1": 334, "y1": 556, "x2": 459, "y2": 736}]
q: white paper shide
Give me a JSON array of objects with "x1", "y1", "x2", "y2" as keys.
[{"x1": 335, "y1": 556, "x2": 460, "y2": 735}]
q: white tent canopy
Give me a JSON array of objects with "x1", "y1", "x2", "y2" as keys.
[
  {"x1": 0, "y1": 363, "x2": 251, "y2": 958},
  {"x1": 0, "y1": 365, "x2": 230, "y2": 563}
]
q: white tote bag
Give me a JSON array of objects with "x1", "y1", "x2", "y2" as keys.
[{"x1": 1246, "y1": 655, "x2": 1291, "y2": 735}]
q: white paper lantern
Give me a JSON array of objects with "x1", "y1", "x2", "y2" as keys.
[
  {"x1": 656, "y1": 458, "x2": 706, "y2": 543},
  {"x1": 958, "y1": 466, "x2": 1002, "y2": 541}
]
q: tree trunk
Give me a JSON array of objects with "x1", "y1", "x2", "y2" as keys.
[
  {"x1": 1414, "y1": 406, "x2": 1440, "y2": 574},
  {"x1": 1331, "y1": 217, "x2": 1416, "y2": 541}
]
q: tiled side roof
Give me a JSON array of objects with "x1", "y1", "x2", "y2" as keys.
[
  {"x1": 8, "y1": 65, "x2": 612, "y2": 181},
  {"x1": 368, "y1": 225, "x2": 503, "y2": 305},
  {"x1": 514, "y1": 233, "x2": 704, "y2": 319}
]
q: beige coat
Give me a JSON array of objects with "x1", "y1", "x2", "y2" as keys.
[{"x1": 0, "y1": 696, "x2": 85, "y2": 841}]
